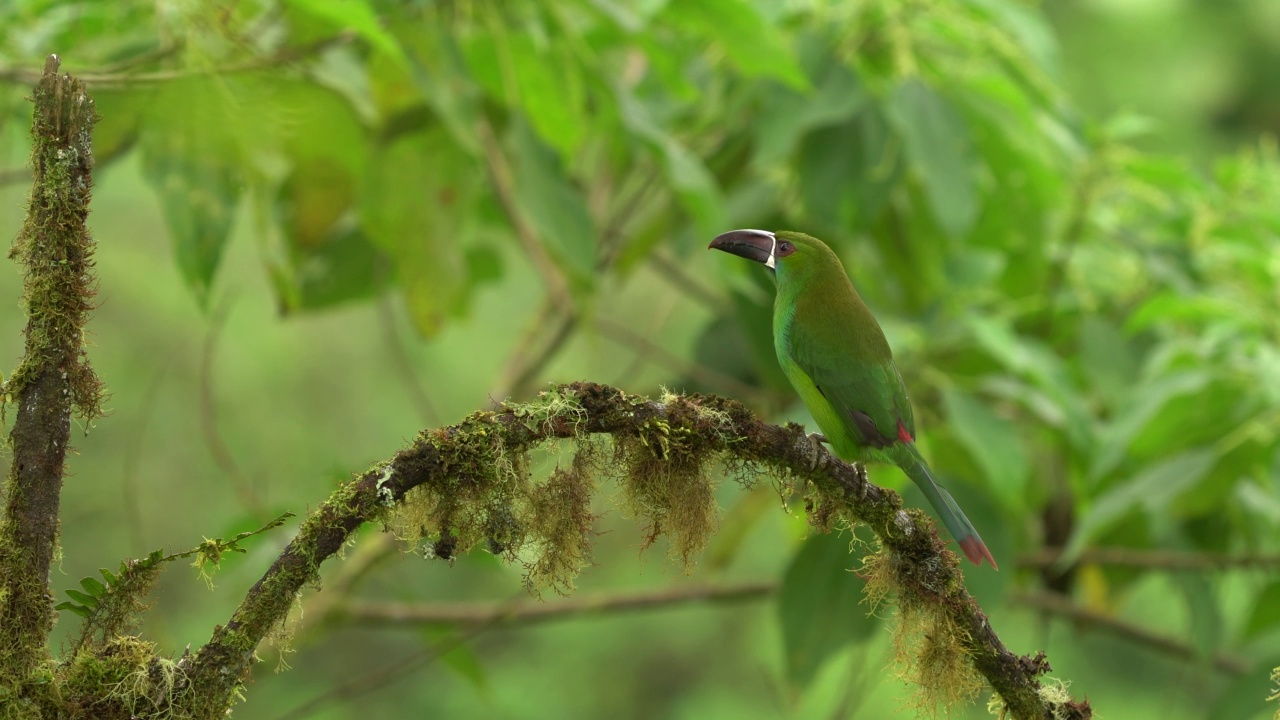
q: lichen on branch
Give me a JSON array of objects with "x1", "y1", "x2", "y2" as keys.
[{"x1": 182, "y1": 382, "x2": 1089, "y2": 720}]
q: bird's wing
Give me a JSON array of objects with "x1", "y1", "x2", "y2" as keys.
[{"x1": 786, "y1": 321, "x2": 915, "y2": 450}]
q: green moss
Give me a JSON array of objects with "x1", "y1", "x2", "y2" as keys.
[
  {"x1": 59, "y1": 637, "x2": 189, "y2": 720},
  {"x1": 988, "y1": 678, "x2": 1080, "y2": 720},
  {"x1": 522, "y1": 444, "x2": 599, "y2": 595},
  {"x1": 861, "y1": 523, "x2": 984, "y2": 718},
  {"x1": 4, "y1": 76, "x2": 105, "y2": 422},
  {"x1": 617, "y1": 409, "x2": 718, "y2": 570},
  {"x1": 388, "y1": 412, "x2": 534, "y2": 562},
  {"x1": 1271, "y1": 666, "x2": 1279, "y2": 719},
  {"x1": 509, "y1": 386, "x2": 588, "y2": 437}
]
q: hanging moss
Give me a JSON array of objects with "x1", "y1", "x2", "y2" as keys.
[{"x1": 522, "y1": 443, "x2": 600, "y2": 595}]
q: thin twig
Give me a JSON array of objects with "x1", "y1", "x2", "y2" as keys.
[
  {"x1": 491, "y1": 306, "x2": 579, "y2": 401},
  {"x1": 476, "y1": 117, "x2": 572, "y2": 313},
  {"x1": 339, "y1": 581, "x2": 777, "y2": 627},
  {"x1": 1042, "y1": 153, "x2": 1105, "y2": 335},
  {"x1": 611, "y1": 291, "x2": 680, "y2": 389},
  {"x1": 89, "y1": 42, "x2": 184, "y2": 74},
  {"x1": 596, "y1": 316, "x2": 769, "y2": 402},
  {"x1": 490, "y1": 298, "x2": 558, "y2": 400},
  {"x1": 288, "y1": 582, "x2": 775, "y2": 719},
  {"x1": 377, "y1": 295, "x2": 439, "y2": 426},
  {"x1": 121, "y1": 361, "x2": 173, "y2": 551},
  {"x1": 198, "y1": 296, "x2": 261, "y2": 514},
  {"x1": 1018, "y1": 548, "x2": 1280, "y2": 572},
  {"x1": 648, "y1": 250, "x2": 732, "y2": 314},
  {"x1": 273, "y1": 607, "x2": 509, "y2": 720},
  {"x1": 597, "y1": 169, "x2": 661, "y2": 270},
  {"x1": 0, "y1": 34, "x2": 355, "y2": 87},
  {"x1": 0, "y1": 166, "x2": 30, "y2": 187},
  {"x1": 1011, "y1": 591, "x2": 1252, "y2": 676}
]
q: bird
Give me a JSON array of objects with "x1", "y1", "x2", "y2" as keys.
[{"x1": 708, "y1": 229, "x2": 996, "y2": 568}]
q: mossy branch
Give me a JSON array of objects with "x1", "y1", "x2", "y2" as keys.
[
  {"x1": 0, "y1": 54, "x2": 105, "y2": 683},
  {"x1": 184, "y1": 383, "x2": 1090, "y2": 720}
]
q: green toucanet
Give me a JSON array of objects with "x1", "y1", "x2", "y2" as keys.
[{"x1": 709, "y1": 229, "x2": 997, "y2": 568}]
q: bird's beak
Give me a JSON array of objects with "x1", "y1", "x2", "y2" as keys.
[{"x1": 707, "y1": 229, "x2": 777, "y2": 269}]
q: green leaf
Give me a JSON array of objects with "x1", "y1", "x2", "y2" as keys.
[
  {"x1": 275, "y1": 181, "x2": 390, "y2": 314},
  {"x1": 778, "y1": 531, "x2": 875, "y2": 688},
  {"x1": 705, "y1": 487, "x2": 777, "y2": 570},
  {"x1": 423, "y1": 627, "x2": 489, "y2": 694},
  {"x1": 465, "y1": 245, "x2": 504, "y2": 286},
  {"x1": 1237, "y1": 482, "x2": 1280, "y2": 525},
  {"x1": 65, "y1": 590, "x2": 99, "y2": 608},
  {"x1": 965, "y1": 315, "x2": 1093, "y2": 451},
  {"x1": 283, "y1": 0, "x2": 408, "y2": 67},
  {"x1": 256, "y1": 79, "x2": 382, "y2": 311},
  {"x1": 1127, "y1": 292, "x2": 1241, "y2": 331},
  {"x1": 616, "y1": 89, "x2": 724, "y2": 237},
  {"x1": 98, "y1": 568, "x2": 117, "y2": 586},
  {"x1": 661, "y1": 0, "x2": 806, "y2": 89},
  {"x1": 888, "y1": 78, "x2": 979, "y2": 239},
  {"x1": 55, "y1": 602, "x2": 92, "y2": 619},
  {"x1": 361, "y1": 125, "x2": 477, "y2": 336},
  {"x1": 753, "y1": 36, "x2": 865, "y2": 166},
  {"x1": 1077, "y1": 316, "x2": 1140, "y2": 407},
  {"x1": 510, "y1": 121, "x2": 596, "y2": 282},
  {"x1": 1208, "y1": 663, "x2": 1280, "y2": 720},
  {"x1": 941, "y1": 388, "x2": 1029, "y2": 514},
  {"x1": 1061, "y1": 449, "x2": 1217, "y2": 564},
  {"x1": 1176, "y1": 573, "x2": 1222, "y2": 662},
  {"x1": 729, "y1": 284, "x2": 792, "y2": 391},
  {"x1": 1242, "y1": 581, "x2": 1280, "y2": 639},
  {"x1": 508, "y1": 32, "x2": 586, "y2": 159},
  {"x1": 964, "y1": 0, "x2": 1060, "y2": 73},
  {"x1": 79, "y1": 577, "x2": 106, "y2": 597},
  {"x1": 797, "y1": 122, "x2": 857, "y2": 231},
  {"x1": 1089, "y1": 371, "x2": 1211, "y2": 482},
  {"x1": 795, "y1": 107, "x2": 902, "y2": 234},
  {"x1": 138, "y1": 80, "x2": 244, "y2": 306},
  {"x1": 458, "y1": 31, "x2": 507, "y2": 102}
]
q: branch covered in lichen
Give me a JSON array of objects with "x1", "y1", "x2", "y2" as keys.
[
  {"x1": 183, "y1": 383, "x2": 1090, "y2": 720},
  {"x1": 0, "y1": 54, "x2": 105, "y2": 686}
]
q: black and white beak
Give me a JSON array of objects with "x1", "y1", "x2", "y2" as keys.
[{"x1": 707, "y1": 229, "x2": 778, "y2": 269}]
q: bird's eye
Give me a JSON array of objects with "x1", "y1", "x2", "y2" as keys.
[{"x1": 776, "y1": 241, "x2": 795, "y2": 257}]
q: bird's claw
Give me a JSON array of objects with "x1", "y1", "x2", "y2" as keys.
[{"x1": 806, "y1": 432, "x2": 828, "y2": 472}]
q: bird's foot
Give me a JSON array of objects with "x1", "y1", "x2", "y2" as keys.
[{"x1": 806, "y1": 432, "x2": 828, "y2": 473}]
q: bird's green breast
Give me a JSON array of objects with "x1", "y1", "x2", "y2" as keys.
[{"x1": 774, "y1": 300, "x2": 872, "y2": 460}]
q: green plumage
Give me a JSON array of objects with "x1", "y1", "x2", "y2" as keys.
[{"x1": 710, "y1": 230, "x2": 996, "y2": 568}]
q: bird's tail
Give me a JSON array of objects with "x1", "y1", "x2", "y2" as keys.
[{"x1": 898, "y1": 450, "x2": 997, "y2": 570}]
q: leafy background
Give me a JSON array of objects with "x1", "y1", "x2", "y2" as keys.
[{"x1": 2, "y1": 0, "x2": 1280, "y2": 717}]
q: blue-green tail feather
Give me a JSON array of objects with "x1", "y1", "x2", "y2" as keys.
[{"x1": 895, "y1": 448, "x2": 997, "y2": 569}]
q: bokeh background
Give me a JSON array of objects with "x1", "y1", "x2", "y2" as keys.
[{"x1": 2, "y1": 0, "x2": 1280, "y2": 718}]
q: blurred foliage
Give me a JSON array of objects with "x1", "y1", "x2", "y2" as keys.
[{"x1": 3, "y1": 0, "x2": 1280, "y2": 717}]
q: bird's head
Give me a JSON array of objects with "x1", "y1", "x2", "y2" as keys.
[{"x1": 707, "y1": 229, "x2": 839, "y2": 286}]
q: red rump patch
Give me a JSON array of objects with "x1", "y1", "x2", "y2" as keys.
[{"x1": 897, "y1": 420, "x2": 914, "y2": 444}]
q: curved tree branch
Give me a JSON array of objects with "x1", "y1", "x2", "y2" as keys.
[{"x1": 184, "y1": 382, "x2": 1091, "y2": 720}]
